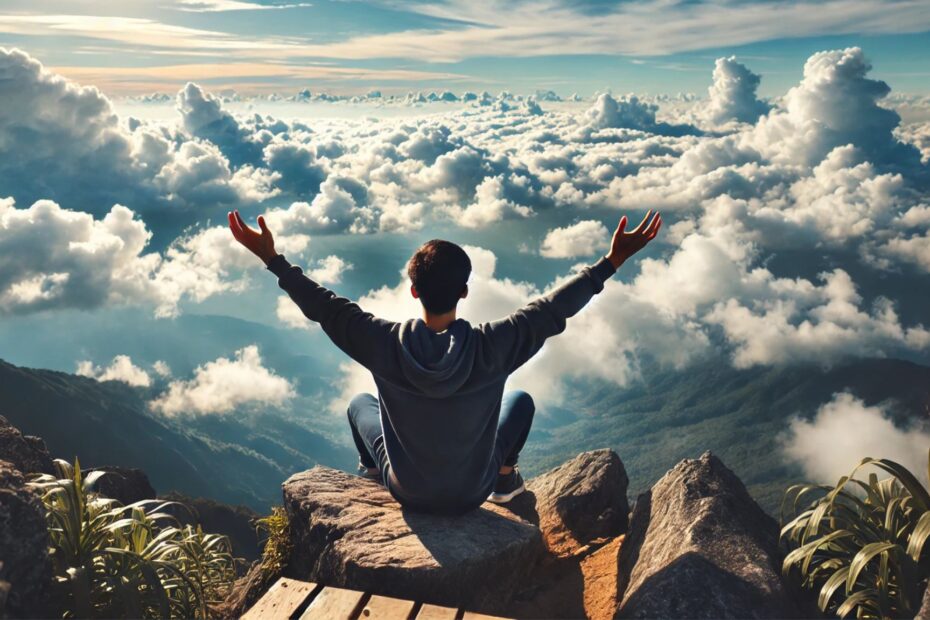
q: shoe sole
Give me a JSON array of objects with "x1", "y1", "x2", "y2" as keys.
[{"x1": 487, "y1": 481, "x2": 526, "y2": 504}]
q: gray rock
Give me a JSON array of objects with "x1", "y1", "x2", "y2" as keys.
[
  {"x1": 0, "y1": 416, "x2": 53, "y2": 476},
  {"x1": 616, "y1": 451, "x2": 796, "y2": 619},
  {"x1": 525, "y1": 448, "x2": 629, "y2": 557},
  {"x1": 0, "y1": 460, "x2": 51, "y2": 618},
  {"x1": 283, "y1": 466, "x2": 544, "y2": 615},
  {"x1": 85, "y1": 465, "x2": 156, "y2": 505}
]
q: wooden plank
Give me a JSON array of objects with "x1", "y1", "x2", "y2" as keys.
[
  {"x1": 357, "y1": 594, "x2": 417, "y2": 619},
  {"x1": 299, "y1": 586, "x2": 368, "y2": 620},
  {"x1": 242, "y1": 577, "x2": 318, "y2": 620},
  {"x1": 461, "y1": 612, "x2": 510, "y2": 620},
  {"x1": 415, "y1": 603, "x2": 459, "y2": 620}
]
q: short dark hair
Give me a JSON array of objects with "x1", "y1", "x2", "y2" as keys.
[{"x1": 407, "y1": 239, "x2": 471, "y2": 314}]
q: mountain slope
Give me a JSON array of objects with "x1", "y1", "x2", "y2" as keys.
[
  {"x1": 522, "y1": 357, "x2": 930, "y2": 513},
  {"x1": 0, "y1": 359, "x2": 354, "y2": 510}
]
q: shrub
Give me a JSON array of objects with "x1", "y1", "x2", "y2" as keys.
[
  {"x1": 255, "y1": 506, "x2": 291, "y2": 578},
  {"x1": 780, "y1": 453, "x2": 930, "y2": 618},
  {"x1": 28, "y1": 458, "x2": 238, "y2": 619}
]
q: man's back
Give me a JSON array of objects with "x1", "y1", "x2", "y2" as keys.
[
  {"x1": 267, "y1": 254, "x2": 618, "y2": 512},
  {"x1": 227, "y1": 208, "x2": 662, "y2": 512}
]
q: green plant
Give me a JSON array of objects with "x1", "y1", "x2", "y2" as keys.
[
  {"x1": 29, "y1": 458, "x2": 238, "y2": 619},
  {"x1": 780, "y1": 453, "x2": 930, "y2": 619},
  {"x1": 255, "y1": 506, "x2": 291, "y2": 578}
]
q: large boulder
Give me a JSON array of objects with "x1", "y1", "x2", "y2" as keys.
[
  {"x1": 283, "y1": 466, "x2": 544, "y2": 615},
  {"x1": 525, "y1": 448, "x2": 629, "y2": 557},
  {"x1": 86, "y1": 465, "x2": 156, "y2": 505},
  {"x1": 0, "y1": 460, "x2": 51, "y2": 618},
  {"x1": 0, "y1": 415, "x2": 53, "y2": 476},
  {"x1": 616, "y1": 451, "x2": 796, "y2": 619}
]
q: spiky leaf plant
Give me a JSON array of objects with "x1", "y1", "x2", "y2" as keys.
[
  {"x1": 28, "y1": 458, "x2": 237, "y2": 619},
  {"x1": 780, "y1": 452, "x2": 930, "y2": 619}
]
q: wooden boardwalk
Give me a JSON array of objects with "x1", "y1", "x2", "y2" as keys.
[{"x1": 242, "y1": 577, "x2": 513, "y2": 620}]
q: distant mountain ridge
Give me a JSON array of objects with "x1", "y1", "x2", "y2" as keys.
[
  {"x1": 522, "y1": 357, "x2": 930, "y2": 513},
  {"x1": 0, "y1": 359, "x2": 354, "y2": 510}
]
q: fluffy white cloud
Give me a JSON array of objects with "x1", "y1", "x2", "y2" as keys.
[
  {"x1": 585, "y1": 93, "x2": 700, "y2": 137},
  {"x1": 0, "y1": 49, "x2": 264, "y2": 218},
  {"x1": 308, "y1": 255, "x2": 352, "y2": 284},
  {"x1": 0, "y1": 197, "x2": 311, "y2": 317},
  {"x1": 150, "y1": 345, "x2": 295, "y2": 416},
  {"x1": 276, "y1": 294, "x2": 313, "y2": 330},
  {"x1": 782, "y1": 392, "x2": 930, "y2": 485},
  {"x1": 748, "y1": 47, "x2": 921, "y2": 169},
  {"x1": 2, "y1": 43, "x2": 929, "y2": 395},
  {"x1": 540, "y1": 220, "x2": 609, "y2": 258},
  {"x1": 76, "y1": 355, "x2": 152, "y2": 387},
  {"x1": 706, "y1": 269, "x2": 930, "y2": 367},
  {"x1": 0, "y1": 198, "x2": 158, "y2": 314},
  {"x1": 703, "y1": 56, "x2": 771, "y2": 125}
]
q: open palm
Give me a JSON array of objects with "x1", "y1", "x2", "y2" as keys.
[
  {"x1": 606, "y1": 210, "x2": 662, "y2": 269},
  {"x1": 228, "y1": 210, "x2": 277, "y2": 265}
]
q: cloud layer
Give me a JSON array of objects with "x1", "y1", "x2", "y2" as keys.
[
  {"x1": 0, "y1": 46, "x2": 927, "y2": 410},
  {"x1": 150, "y1": 345, "x2": 295, "y2": 416},
  {"x1": 782, "y1": 392, "x2": 930, "y2": 485}
]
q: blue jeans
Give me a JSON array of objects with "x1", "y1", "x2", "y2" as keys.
[{"x1": 347, "y1": 390, "x2": 535, "y2": 484}]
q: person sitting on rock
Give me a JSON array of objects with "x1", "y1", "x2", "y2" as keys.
[{"x1": 228, "y1": 209, "x2": 661, "y2": 515}]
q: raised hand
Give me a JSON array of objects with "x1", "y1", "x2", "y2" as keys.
[
  {"x1": 228, "y1": 210, "x2": 278, "y2": 265},
  {"x1": 605, "y1": 210, "x2": 662, "y2": 269}
]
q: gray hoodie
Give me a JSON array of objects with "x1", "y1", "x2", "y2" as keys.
[{"x1": 268, "y1": 254, "x2": 616, "y2": 513}]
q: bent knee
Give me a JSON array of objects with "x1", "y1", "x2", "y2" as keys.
[
  {"x1": 347, "y1": 392, "x2": 377, "y2": 419},
  {"x1": 508, "y1": 390, "x2": 535, "y2": 414}
]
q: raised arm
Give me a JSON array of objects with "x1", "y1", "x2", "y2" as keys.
[
  {"x1": 480, "y1": 211, "x2": 661, "y2": 373},
  {"x1": 227, "y1": 210, "x2": 397, "y2": 374}
]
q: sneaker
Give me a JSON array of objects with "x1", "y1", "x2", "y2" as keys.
[
  {"x1": 356, "y1": 460, "x2": 380, "y2": 481},
  {"x1": 487, "y1": 468, "x2": 526, "y2": 503}
]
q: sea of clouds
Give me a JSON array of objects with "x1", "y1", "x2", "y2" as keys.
[{"x1": 1, "y1": 45, "x2": 928, "y2": 482}]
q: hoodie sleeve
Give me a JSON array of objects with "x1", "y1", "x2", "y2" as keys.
[
  {"x1": 479, "y1": 256, "x2": 616, "y2": 374},
  {"x1": 267, "y1": 254, "x2": 398, "y2": 374}
]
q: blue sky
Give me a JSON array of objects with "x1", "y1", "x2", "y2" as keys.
[{"x1": 1, "y1": 0, "x2": 928, "y2": 96}]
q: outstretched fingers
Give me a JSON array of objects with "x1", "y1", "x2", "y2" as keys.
[
  {"x1": 235, "y1": 210, "x2": 258, "y2": 235},
  {"x1": 631, "y1": 209, "x2": 654, "y2": 235},
  {"x1": 647, "y1": 214, "x2": 662, "y2": 239},
  {"x1": 615, "y1": 215, "x2": 628, "y2": 235},
  {"x1": 228, "y1": 211, "x2": 244, "y2": 241}
]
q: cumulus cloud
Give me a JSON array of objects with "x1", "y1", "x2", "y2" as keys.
[
  {"x1": 276, "y1": 294, "x2": 313, "y2": 330},
  {"x1": 703, "y1": 56, "x2": 771, "y2": 125},
  {"x1": 540, "y1": 220, "x2": 610, "y2": 258},
  {"x1": 76, "y1": 355, "x2": 152, "y2": 387},
  {"x1": 150, "y1": 345, "x2": 295, "y2": 416},
  {"x1": 177, "y1": 82, "x2": 264, "y2": 166},
  {"x1": 3, "y1": 43, "x2": 929, "y2": 393},
  {"x1": 0, "y1": 49, "x2": 264, "y2": 218},
  {"x1": 307, "y1": 255, "x2": 352, "y2": 284},
  {"x1": 782, "y1": 392, "x2": 930, "y2": 485},
  {"x1": 0, "y1": 197, "x2": 308, "y2": 317},
  {"x1": 0, "y1": 198, "x2": 157, "y2": 314},
  {"x1": 748, "y1": 47, "x2": 921, "y2": 169},
  {"x1": 585, "y1": 93, "x2": 700, "y2": 136}
]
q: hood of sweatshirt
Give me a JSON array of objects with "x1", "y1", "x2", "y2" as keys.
[{"x1": 397, "y1": 318, "x2": 477, "y2": 397}]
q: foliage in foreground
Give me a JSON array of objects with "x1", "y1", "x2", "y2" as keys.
[
  {"x1": 780, "y1": 453, "x2": 930, "y2": 619},
  {"x1": 29, "y1": 459, "x2": 238, "y2": 619},
  {"x1": 255, "y1": 505, "x2": 291, "y2": 578}
]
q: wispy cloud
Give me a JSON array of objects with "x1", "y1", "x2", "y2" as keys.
[
  {"x1": 290, "y1": 0, "x2": 930, "y2": 61},
  {"x1": 52, "y1": 62, "x2": 468, "y2": 94},
  {"x1": 173, "y1": 0, "x2": 312, "y2": 12},
  {"x1": 0, "y1": 14, "x2": 302, "y2": 54}
]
